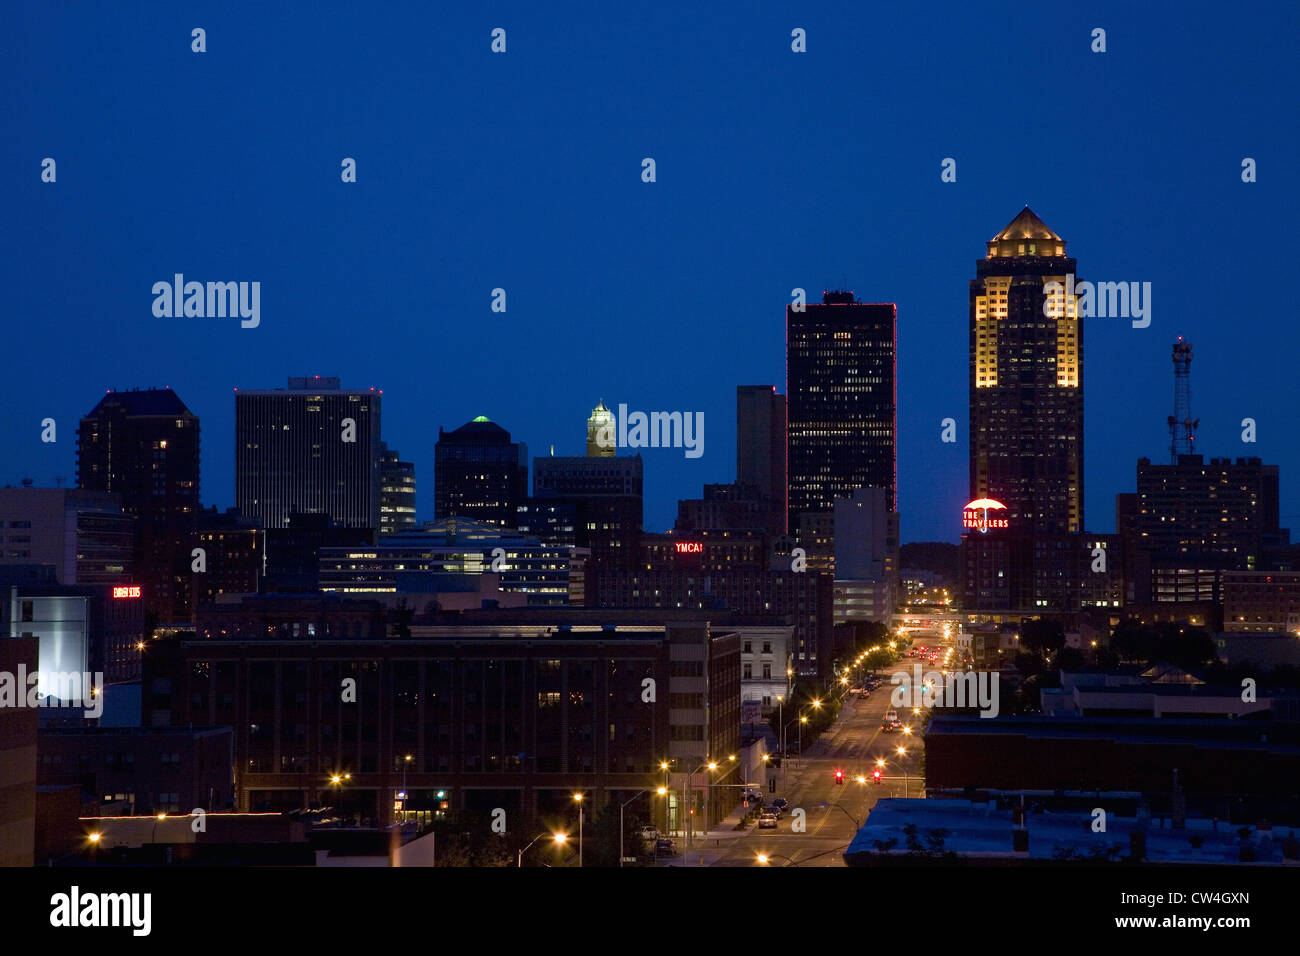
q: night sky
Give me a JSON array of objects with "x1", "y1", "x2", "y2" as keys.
[{"x1": 6, "y1": 1, "x2": 1298, "y2": 542}]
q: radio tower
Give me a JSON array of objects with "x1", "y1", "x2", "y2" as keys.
[{"x1": 1167, "y1": 338, "x2": 1198, "y2": 463}]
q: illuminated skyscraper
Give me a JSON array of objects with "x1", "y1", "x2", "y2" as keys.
[
  {"x1": 787, "y1": 292, "x2": 897, "y2": 572},
  {"x1": 970, "y1": 207, "x2": 1083, "y2": 534}
]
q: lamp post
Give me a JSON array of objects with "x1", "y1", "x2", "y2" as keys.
[
  {"x1": 572, "y1": 793, "x2": 584, "y2": 867},
  {"x1": 401, "y1": 754, "x2": 412, "y2": 825},
  {"x1": 618, "y1": 788, "x2": 661, "y2": 868},
  {"x1": 818, "y1": 801, "x2": 860, "y2": 829},
  {"x1": 706, "y1": 756, "x2": 740, "y2": 834},
  {"x1": 517, "y1": 831, "x2": 565, "y2": 867},
  {"x1": 776, "y1": 695, "x2": 784, "y2": 761}
]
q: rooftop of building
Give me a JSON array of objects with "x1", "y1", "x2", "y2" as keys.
[
  {"x1": 844, "y1": 798, "x2": 1297, "y2": 864},
  {"x1": 84, "y1": 387, "x2": 193, "y2": 418}
]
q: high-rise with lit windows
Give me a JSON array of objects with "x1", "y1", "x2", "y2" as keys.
[
  {"x1": 77, "y1": 387, "x2": 200, "y2": 623},
  {"x1": 970, "y1": 207, "x2": 1083, "y2": 535},
  {"x1": 786, "y1": 292, "x2": 897, "y2": 518},
  {"x1": 235, "y1": 376, "x2": 382, "y2": 535}
]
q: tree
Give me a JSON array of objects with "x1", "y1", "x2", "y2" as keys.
[
  {"x1": 1020, "y1": 619, "x2": 1065, "y2": 662},
  {"x1": 1054, "y1": 647, "x2": 1086, "y2": 671}
]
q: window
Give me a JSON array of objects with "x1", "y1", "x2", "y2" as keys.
[
  {"x1": 762, "y1": 642, "x2": 772, "y2": 654},
  {"x1": 20, "y1": 601, "x2": 33, "y2": 622}
]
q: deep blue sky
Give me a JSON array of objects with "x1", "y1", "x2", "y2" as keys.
[{"x1": 6, "y1": 1, "x2": 1298, "y2": 542}]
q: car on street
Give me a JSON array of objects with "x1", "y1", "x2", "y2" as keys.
[
  {"x1": 771, "y1": 798, "x2": 789, "y2": 811},
  {"x1": 757, "y1": 813, "x2": 778, "y2": 829},
  {"x1": 655, "y1": 838, "x2": 676, "y2": 856}
]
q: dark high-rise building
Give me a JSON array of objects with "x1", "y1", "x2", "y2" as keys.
[
  {"x1": 434, "y1": 416, "x2": 527, "y2": 528},
  {"x1": 787, "y1": 292, "x2": 897, "y2": 520},
  {"x1": 379, "y1": 441, "x2": 417, "y2": 535},
  {"x1": 192, "y1": 507, "x2": 264, "y2": 608},
  {"x1": 77, "y1": 388, "x2": 200, "y2": 623},
  {"x1": 970, "y1": 207, "x2": 1083, "y2": 535},
  {"x1": 235, "y1": 376, "x2": 382, "y2": 534},
  {"x1": 1123, "y1": 455, "x2": 1287, "y2": 604},
  {"x1": 532, "y1": 454, "x2": 642, "y2": 570},
  {"x1": 736, "y1": 386, "x2": 787, "y2": 536},
  {"x1": 264, "y1": 512, "x2": 374, "y2": 593}
]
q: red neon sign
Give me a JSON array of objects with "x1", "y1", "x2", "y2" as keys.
[
  {"x1": 112, "y1": 585, "x2": 142, "y2": 599},
  {"x1": 674, "y1": 542, "x2": 703, "y2": 554},
  {"x1": 962, "y1": 498, "x2": 1009, "y2": 533}
]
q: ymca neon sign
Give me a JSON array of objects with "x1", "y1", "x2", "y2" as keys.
[{"x1": 674, "y1": 542, "x2": 703, "y2": 554}]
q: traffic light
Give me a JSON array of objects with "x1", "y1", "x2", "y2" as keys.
[
  {"x1": 834, "y1": 769, "x2": 844, "y2": 785},
  {"x1": 872, "y1": 769, "x2": 882, "y2": 784}
]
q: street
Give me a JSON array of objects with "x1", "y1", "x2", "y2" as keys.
[{"x1": 664, "y1": 667, "x2": 929, "y2": 867}]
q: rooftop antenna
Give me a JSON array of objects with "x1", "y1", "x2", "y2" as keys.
[{"x1": 1166, "y1": 338, "x2": 1198, "y2": 463}]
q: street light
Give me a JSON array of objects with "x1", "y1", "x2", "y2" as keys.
[
  {"x1": 619, "y1": 788, "x2": 667, "y2": 868},
  {"x1": 755, "y1": 852, "x2": 797, "y2": 866},
  {"x1": 775, "y1": 694, "x2": 784, "y2": 763},
  {"x1": 895, "y1": 746, "x2": 910, "y2": 797},
  {"x1": 817, "y1": 801, "x2": 860, "y2": 828},
  {"x1": 572, "y1": 793, "x2": 584, "y2": 867},
  {"x1": 401, "y1": 754, "x2": 413, "y2": 824},
  {"x1": 517, "y1": 831, "x2": 566, "y2": 867}
]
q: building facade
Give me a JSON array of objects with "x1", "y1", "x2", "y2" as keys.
[
  {"x1": 379, "y1": 442, "x2": 417, "y2": 535},
  {"x1": 235, "y1": 376, "x2": 382, "y2": 533},
  {"x1": 434, "y1": 416, "x2": 527, "y2": 528},
  {"x1": 736, "y1": 385, "x2": 787, "y2": 536},
  {"x1": 78, "y1": 388, "x2": 200, "y2": 623}
]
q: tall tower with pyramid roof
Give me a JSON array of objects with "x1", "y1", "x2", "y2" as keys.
[{"x1": 965, "y1": 208, "x2": 1084, "y2": 609}]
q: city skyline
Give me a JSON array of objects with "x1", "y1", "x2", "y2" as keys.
[{"x1": 8, "y1": 4, "x2": 1298, "y2": 542}]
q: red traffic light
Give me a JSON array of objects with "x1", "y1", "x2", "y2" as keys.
[
  {"x1": 834, "y1": 769, "x2": 844, "y2": 784},
  {"x1": 872, "y1": 769, "x2": 882, "y2": 784}
]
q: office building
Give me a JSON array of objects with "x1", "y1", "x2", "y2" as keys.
[
  {"x1": 969, "y1": 207, "x2": 1083, "y2": 535},
  {"x1": 533, "y1": 454, "x2": 642, "y2": 571},
  {"x1": 434, "y1": 416, "x2": 527, "y2": 528},
  {"x1": 379, "y1": 442, "x2": 417, "y2": 535},
  {"x1": 77, "y1": 387, "x2": 200, "y2": 623},
  {"x1": 145, "y1": 606, "x2": 741, "y2": 829},
  {"x1": 318, "y1": 516, "x2": 585, "y2": 606},
  {"x1": 833, "y1": 487, "x2": 899, "y2": 624},
  {"x1": 787, "y1": 292, "x2": 897, "y2": 520},
  {"x1": 0, "y1": 488, "x2": 134, "y2": 587},
  {"x1": 736, "y1": 386, "x2": 787, "y2": 536},
  {"x1": 192, "y1": 507, "x2": 264, "y2": 609},
  {"x1": 1124, "y1": 455, "x2": 1286, "y2": 605},
  {"x1": 235, "y1": 376, "x2": 382, "y2": 533}
]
